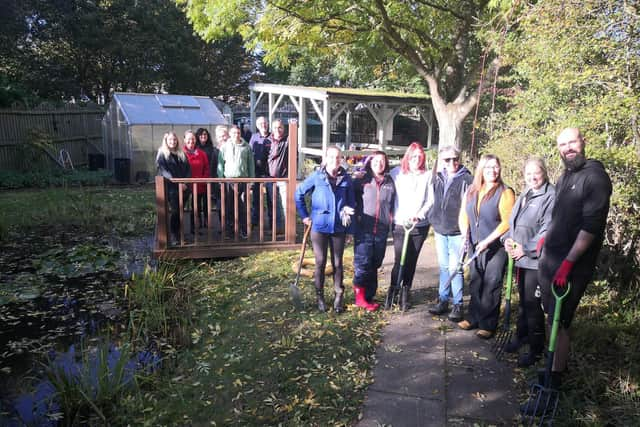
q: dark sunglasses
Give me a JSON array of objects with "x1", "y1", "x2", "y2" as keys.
[{"x1": 443, "y1": 157, "x2": 459, "y2": 163}]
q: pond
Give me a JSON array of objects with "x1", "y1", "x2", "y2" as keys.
[{"x1": 0, "y1": 228, "x2": 156, "y2": 424}]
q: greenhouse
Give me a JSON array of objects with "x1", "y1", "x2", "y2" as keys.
[{"x1": 102, "y1": 92, "x2": 229, "y2": 183}]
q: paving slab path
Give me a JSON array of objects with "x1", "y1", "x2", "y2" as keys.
[{"x1": 356, "y1": 240, "x2": 521, "y2": 427}]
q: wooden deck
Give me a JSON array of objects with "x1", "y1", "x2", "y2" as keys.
[{"x1": 153, "y1": 122, "x2": 300, "y2": 259}]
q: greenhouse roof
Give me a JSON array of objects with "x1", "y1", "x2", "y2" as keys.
[{"x1": 112, "y1": 92, "x2": 227, "y2": 126}]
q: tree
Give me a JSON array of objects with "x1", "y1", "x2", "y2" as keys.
[
  {"x1": 483, "y1": 0, "x2": 640, "y2": 282},
  {"x1": 176, "y1": 0, "x2": 507, "y2": 148},
  {"x1": 1, "y1": 0, "x2": 256, "y2": 103}
]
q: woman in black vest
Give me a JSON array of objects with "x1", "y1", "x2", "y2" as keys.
[{"x1": 457, "y1": 154, "x2": 515, "y2": 338}]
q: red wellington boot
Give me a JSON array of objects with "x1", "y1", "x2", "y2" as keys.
[{"x1": 354, "y1": 285, "x2": 380, "y2": 311}]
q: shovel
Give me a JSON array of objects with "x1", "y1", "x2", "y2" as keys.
[
  {"x1": 492, "y1": 254, "x2": 515, "y2": 359},
  {"x1": 431, "y1": 245, "x2": 480, "y2": 314},
  {"x1": 290, "y1": 223, "x2": 311, "y2": 310},
  {"x1": 384, "y1": 220, "x2": 416, "y2": 312},
  {"x1": 522, "y1": 282, "x2": 571, "y2": 426}
]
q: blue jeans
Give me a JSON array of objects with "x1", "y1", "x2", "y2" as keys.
[
  {"x1": 434, "y1": 232, "x2": 464, "y2": 305},
  {"x1": 354, "y1": 231, "x2": 388, "y2": 301}
]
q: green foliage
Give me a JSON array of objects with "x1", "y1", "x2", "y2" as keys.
[
  {"x1": 125, "y1": 262, "x2": 200, "y2": 342},
  {"x1": 33, "y1": 244, "x2": 120, "y2": 280},
  {"x1": 46, "y1": 342, "x2": 138, "y2": 425},
  {"x1": 2, "y1": 0, "x2": 255, "y2": 102},
  {"x1": 535, "y1": 278, "x2": 640, "y2": 425},
  {"x1": 483, "y1": 0, "x2": 640, "y2": 281},
  {"x1": 178, "y1": 0, "x2": 494, "y2": 99}
]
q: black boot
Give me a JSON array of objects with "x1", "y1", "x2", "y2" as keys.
[
  {"x1": 384, "y1": 287, "x2": 398, "y2": 310},
  {"x1": 316, "y1": 289, "x2": 326, "y2": 312},
  {"x1": 400, "y1": 286, "x2": 410, "y2": 312},
  {"x1": 333, "y1": 291, "x2": 344, "y2": 314}
]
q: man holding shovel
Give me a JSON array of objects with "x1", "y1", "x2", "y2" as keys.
[{"x1": 526, "y1": 127, "x2": 611, "y2": 405}]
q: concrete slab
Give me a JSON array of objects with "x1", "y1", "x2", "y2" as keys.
[
  {"x1": 370, "y1": 348, "x2": 445, "y2": 399},
  {"x1": 356, "y1": 389, "x2": 446, "y2": 427},
  {"x1": 359, "y1": 238, "x2": 520, "y2": 426}
]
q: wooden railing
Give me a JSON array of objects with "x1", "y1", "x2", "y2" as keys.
[{"x1": 153, "y1": 121, "x2": 300, "y2": 259}]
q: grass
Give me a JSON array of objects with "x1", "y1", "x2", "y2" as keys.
[
  {"x1": 514, "y1": 278, "x2": 640, "y2": 426},
  {"x1": 0, "y1": 185, "x2": 155, "y2": 238},
  {"x1": 115, "y1": 249, "x2": 387, "y2": 426}
]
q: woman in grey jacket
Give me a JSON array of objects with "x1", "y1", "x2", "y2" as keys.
[{"x1": 502, "y1": 157, "x2": 555, "y2": 367}]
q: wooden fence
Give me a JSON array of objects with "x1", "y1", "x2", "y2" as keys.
[
  {"x1": 153, "y1": 121, "x2": 300, "y2": 259},
  {"x1": 0, "y1": 107, "x2": 104, "y2": 171}
]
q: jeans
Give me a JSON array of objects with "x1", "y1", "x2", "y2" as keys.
[
  {"x1": 354, "y1": 231, "x2": 389, "y2": 301},
  {"x1": 269, "y1": 181, "x2": 287, "y2": 228},
  {"x1": 434, "y1": 232, "x2": 464, "y2": 305}
]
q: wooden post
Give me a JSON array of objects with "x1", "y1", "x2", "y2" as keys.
[
  {"x1": 155, "y1": 176, "x2": 168, "y2": 250},
  {"x1": 287, "y1": 120, "x2": 299, "y2": 243}
]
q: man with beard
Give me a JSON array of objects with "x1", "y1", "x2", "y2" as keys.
[{"x1": 526, "y1": 127, "x2": 611, "y2": 402}]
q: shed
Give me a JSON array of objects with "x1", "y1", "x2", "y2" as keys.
[{"x1": 102, "y1": 92, "x2": 229, "y2": 183}]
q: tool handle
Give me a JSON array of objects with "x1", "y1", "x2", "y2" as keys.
[
  {"x1": 505, "y1": 255, "x2": 514, "y2": 301},
  {"x1": 294, "y1": 223, "x2": 312, "y2": 286},
  {"x1": 548, "y1": 282, "x2": 571, "y2": 353}
]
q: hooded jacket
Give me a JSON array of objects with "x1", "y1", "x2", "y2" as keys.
[{"x1": 543, "y1": 159, "x2": 611, "y2": 269}]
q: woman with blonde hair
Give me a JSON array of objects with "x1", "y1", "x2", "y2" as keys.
[
  {"x1": 501, "y1": 156, "x2": 555, "y2": 366},
  {"x1": 156, "y1": 131, "x2": 191, "y2": 243},
  {"x1": 295, "y1": 146, "x2": 355, "y2": 313},
  {"x1": 457, "y1": 154, "x2": 515, "y2": 339}
]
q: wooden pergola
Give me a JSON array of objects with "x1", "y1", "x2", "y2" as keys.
[{"x1": 249, "y1": 84, "x2": 434, "y2": 161}]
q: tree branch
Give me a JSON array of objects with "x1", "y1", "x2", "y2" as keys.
[{"x1": 412, "y1": 0, "x2": 465, "y2": 20}]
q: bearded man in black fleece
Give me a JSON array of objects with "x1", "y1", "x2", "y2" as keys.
[{"x1": 525, "y1": 127, "x2": 611, "y2": 406}]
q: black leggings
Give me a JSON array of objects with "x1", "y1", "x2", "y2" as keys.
[
  {"x1": 516, "y1": 267, "x2": 545, "y2": 352},
  {"x1": 391, "y1": 225, "x2": 429, "y2": 290},
  {"x1": 310, "y1": 231, "x2": 346, "y2": 295},
  {"x1": 468, "y1": 246, "x2": 507, "y2": 331}
]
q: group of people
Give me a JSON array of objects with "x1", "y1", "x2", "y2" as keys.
[
  {"x1": 155, "y1": 117, "x2": 290, "y2": 242},
  {"x1": 294, "y1": 127, "x2": 611, "y2": 399},
  {"x1": 158, "y1": 122, "x2": 612, "y2": 401}
]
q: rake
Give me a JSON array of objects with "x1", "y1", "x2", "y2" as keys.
[
  {"x1": 492, "y1": 255, "x2": 515, "y2": 359},
  {"x1": 521, "y1": 282, "x2": 571, "y2": 426}
]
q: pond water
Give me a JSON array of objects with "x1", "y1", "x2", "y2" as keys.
[{"x1": 0, "y1": 229, "x2": 155, "y2": 423}]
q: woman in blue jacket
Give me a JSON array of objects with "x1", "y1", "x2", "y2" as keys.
[{"x1": 295, "y1": 146, "x2": 356, "y2": 313}]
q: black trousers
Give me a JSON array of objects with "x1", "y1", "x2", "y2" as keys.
[
  {"x1": 468, "y1": 246, "x2": 507, "y2": 331},
  {"x1": 310, "y1": 231, "x2": 346, "y2": 295},
  {"x1": 224, "y1": 182, "x2": 248, "y2": 234},
  {"x1": 516, "y1": 267, "x2": 545, "y2": 353},
  {"x1": 390, "y1": 225, "x2": 429, "y2": 290}
]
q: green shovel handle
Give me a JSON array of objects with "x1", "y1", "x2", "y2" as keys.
[{"x1": 548, "y1": 282, "x2": 571, "y2": 353}]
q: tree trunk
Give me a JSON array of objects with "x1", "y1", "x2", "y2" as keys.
[{"x1": 424, "y1": 75, "x2": 477, "y2": 150}]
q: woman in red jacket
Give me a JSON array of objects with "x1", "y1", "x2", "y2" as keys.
[{"x1": 183, "y1": 130, "x2": 210, "y2": 232}]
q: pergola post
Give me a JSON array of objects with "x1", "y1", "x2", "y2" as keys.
[
  {"x1": 345, "y1": 106, "x2": 352, "y2": 147},
  {"x1": 298, "y1": 97, "x2": 307, "y2": 177},
  {"x1": 250, "y1": 89, "x2": 256, "y2": 131},
  {"x1": 322, "y1": 99, "x2": 331, "y2": 154},
  {"x1": 268, "y1": 93, "x2": 274, "y2": 126}
]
